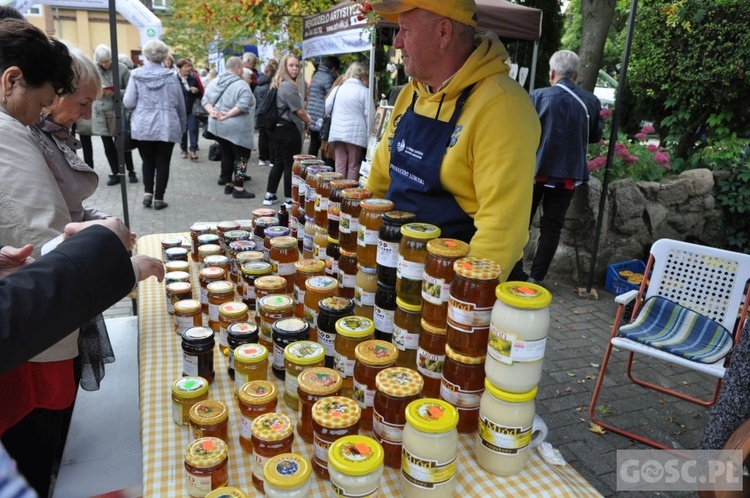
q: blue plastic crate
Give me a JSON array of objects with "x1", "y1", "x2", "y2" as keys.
[{"x1": 605, "y1": 259, "x2": 647, "y2": 295}]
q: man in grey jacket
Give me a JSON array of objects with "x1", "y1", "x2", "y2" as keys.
[{"x1": 306, "y1": 56, "x2": 340, "y2": 163}]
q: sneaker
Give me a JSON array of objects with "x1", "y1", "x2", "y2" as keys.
[
  {"x1": 217, "y1": 178, "x2": 226, "y2": 185},
  {"x1": 258, "y1": 160, "x2": 269, "y2": 167},
  {"x1": 284, "y1": 198, "x2": 294, "y2": 209},
  {"x1": 262, "y1": 193, "x2": 278, "y2": 206},
  {"x1": 154, "y1": 199, "x2": 168, "y2": 210},
  {"x1": 142, "y1": 193, "x2": 153, "y2": 207},
  {"x1": 128, "y1": 171, "x2": 138, "y2": 183},
  {"x1": 232, "y1": 189, "x2": 256, "y2": 199},
  {"x1": 224, "y1": 185, "x2": 234, "y2": 195},
  {"x1": 181, "y1": 151, "x2": 188, "y2": 159},
  {"x1": 106, "y1": 175, "x2": 120, "y2": 186}
]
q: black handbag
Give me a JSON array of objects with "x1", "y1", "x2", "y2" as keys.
[
  {"x1": 208, "y1": 142, "x2": 221, "y2": 161},
  {"x1": 319, "y1": 86, "x2": 340, "y2": 142}
]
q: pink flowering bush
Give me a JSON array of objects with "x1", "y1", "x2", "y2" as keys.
[{"x1": 587, "y1": 111, "x2": 673, "y2": 182}]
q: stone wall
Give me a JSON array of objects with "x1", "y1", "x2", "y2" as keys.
[{"x1": 519, "y1": 168, "x2": 724, "y2": 287}]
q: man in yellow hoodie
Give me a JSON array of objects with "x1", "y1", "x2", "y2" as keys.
[{"x1": 367, "y1": 0, "x2": 540, "y2": 279}]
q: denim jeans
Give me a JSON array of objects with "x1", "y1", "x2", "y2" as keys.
[{"x1": 180, "y1": 113, "x2": 199, "y2": 152}]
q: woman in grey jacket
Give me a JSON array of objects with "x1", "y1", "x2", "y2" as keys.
[{"x1": 124, "y1": 39, "x2": 186, "y2": 210}]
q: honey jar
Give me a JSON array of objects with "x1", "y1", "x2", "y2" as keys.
[
  {"x1": 422, "y1": 239, "x2": 471, "y2": 329},
  {"x1": 258, "y1": 294, "x2": 295, "y2": 353},
  {"x1": 264, "y1": 453, "x2": 312, "y2": 498},
  {"x1": 336, "y1": 249, "x2": 358, "y2": 299},
  {"x1": 417, "y1": 319, "x2": 447, "y2": 399},
  {"x1": 292, "y1": 154, "x2": 317, "y2": 203},
  {"x1": 184, "y1": 437, "x2": 228, "y2": 496},
  {"x1": 240, "y1": 261, "x2": 272, "y2": 311},
  {"x1": 271, "y1": 317, "x2": 311, "y2": 380},
  {"x1": 314, "y1": 171, "x2": 344, "y2": 228},
  {"x1": 376, "y1": 211, "x2": 416, "y2": 285},
  {"x1": 327, "y1": 179, "x2": 359, "y2": 240},
  {"x1": 171, "y1": 376, "x2": 209, "y2": 426},
  {"x1": 165, "y1": 246, "x2": 189, "y2": 263},
  {"x1": 334, "y1": 316, "x2": 375, "y2": 397},
  {"x1": 182, "y1": 326, "x2": 215, "y2": 383},
  {"x1": 174, "y1": 299, "x2": 203, "y2": 335},
  {"x1": 303, "y1": 275, "x2": 339, "y2": 342},
  {"x1": 199, "y1": 266, "x2": 226, "y2": 314},
  {"x1": 356, "y1": 198, "x2": 394, "y2": 268},
  {"x1": 296, "y1": 367, "x2": 342, "y2": 443},
  {"x1": 396, "y1": 223, "x2": 442, "y2": 306},
  {"x1": 353, "y1": 264, "x2": 378, "y2": 320},
  {"x1": 328, "y1": 436, "x2": 384, "y2": 498},
  {"x1": 226, "y1": 322, "x2": 259, "y2": 380},
  {"x1": 253, "y1": 216, "x2": 279, "y2": 253},
  {"x1": 264, "y1": 225, "x2": 291, "y2": 261},
  {"x1": 316, "y1": 296, "x2": 355, "y2": 368},
  {"x1": 250, "y1": 413, "x2": 295, "y2": 493},
  {"x1": 311, "y1": 396, "x2": 362, "y2": 479},
  {"x1": 190, "y1": 223, "x2": 211, "y2": 260},
  {"x1": 161, "y1": 236, "x2": 183, "y2": 258},
  {"x1": 373, "y1": 367, "x2": 424, "y2": 468},
  {"x1": 293, "y1": 259, "x2": 326, "y2": 318},
  {"x1": 353, "y1": 340, "x2": 398, "y2": 431},
  {"x1": 228, "y1": 240, "x2": 257, "y2": 283},
  {"x1": 234, "y1": 344, "x2": 269, "y2": 393},
  {"x1": 339, "y1": 188, "x2": 372, "y2": 253},
  {"x1": 283, "y1": 340, "x2": 325, "y2": 410},
  {"x1": 206, "y1": 280, "x2": 234, "y2": 333},
  {"x1": 270, "y1": 236, "x2": 299, "y2": 294},
  {"x1": 165, "y1": 260, "x2": 190, "y2": 274},
  {"x1": 203, "y1": 254, "x2": 232, "y2": 280},
  {"x1": 198, "y1": 244, "x2": 222, "y2": 270},
  {"x1": 237, "y1": 380, "x2": 278, "y2": 453},
  {"x1": 218, "y1": 301, "x2": 249, "y2": 356},
  {"x1": 393, "y1": 298, "x2": 422, "y2": 370},
  {"x1": 190, "y1": 400, "x2": 229, "y2": 443},
  {"x1": 217, "y1": 220, "x2": 241, "y2": 250},
  {"x1": 440, "y1": 344, "x2": 485, "y2": 433},
  {"x1": 166, "y1": 281, "x2": 193, "y2": 315}
]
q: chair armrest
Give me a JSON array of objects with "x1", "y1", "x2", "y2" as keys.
[{"x1": 615, "y1": 289, "x2": 638, "y2": 306}]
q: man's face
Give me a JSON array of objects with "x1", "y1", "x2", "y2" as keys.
[{"x1": 394, "y1": 9, "x2": 442, "y2": 84}]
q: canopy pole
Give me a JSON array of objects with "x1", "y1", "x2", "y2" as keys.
[
  {"x1": 528, "y1": 40, "x2": 539, "y2": 92},
  {"x1": 109, "y1": 0, "x2": 130, "y2": 229},
  {"x1": 368, "y1": 44, "x2": 376, "y2": 135}
]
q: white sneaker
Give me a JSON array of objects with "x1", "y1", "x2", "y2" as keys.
[
  {"x1": 283, "y1": 199, "x2": 294, "y2": 209},
  {"x1": 263, "y1": 194, "x2": 278, "y2": 206},
  {"x1": 258, "y1": 160, "x2": 269, "y2": 167}
]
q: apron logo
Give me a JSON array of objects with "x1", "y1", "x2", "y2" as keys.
[
  {"x1": 397, "y1": 139, "x2": 406, "y2": 152},
  {"x1": 448, "y1": 125, "x2": 464, "y2": 149}
]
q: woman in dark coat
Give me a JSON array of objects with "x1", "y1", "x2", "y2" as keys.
[{"x1": 177, "y1": 58, "x2": 203, "y2": 160}]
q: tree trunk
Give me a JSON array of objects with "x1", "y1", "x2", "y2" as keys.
[{"x1": 578, "y1": 0, "x2": 616, "y2": 92}]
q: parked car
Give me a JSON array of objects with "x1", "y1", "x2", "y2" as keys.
[{"x1": 594, "y1": 70, "x2": 617, "y2": 108}]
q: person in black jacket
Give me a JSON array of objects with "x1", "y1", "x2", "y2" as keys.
[
  {"x1": 253, "y1": 59, "x2": 277, "y2": 167},
  {"x1": 306, "y1": 56, "x2": 340, "y2": 163},
  {"x1": 177, "y1": 58, "x2": 203, "y2": 161}
]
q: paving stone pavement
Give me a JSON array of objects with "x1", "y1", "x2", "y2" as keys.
[{"x1": 89, "y1": 135, "x2": 713, "y2": 497}]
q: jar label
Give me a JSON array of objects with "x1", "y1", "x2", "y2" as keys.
[
  {"x1": 253, "y1": 234, "x2": 265, "y2": 250},
  {"x1": 358, "y1": 227, "x2": 378, "y2": 247},
  {"x1": 376, "y1": 239, "x2": 399, "y2": 268},
  {"x1": 354, "y1": 286, "x2": 376, "y2": 307},
  {"x1": 393, "y1": 324, "x2": 419, "y2": 352},
  {"x1": 243, "y1": 284, "x2": 256, "y2": 301},
  {"x1": 183, "y1": 352, "x2": 199, "y2": 376},
  {"x1": 175, "y1": 315, "x2": 196, "y2": 334},
  {"x1": 304, "y1": 305, "x2": 318, "y2": 329},
  {"x1": 340, "y1": 213, "x2": 358, "y2": 235},
  {"x1": 272, "y1": 260, "x2": 296, "y2": 276},
  {"x1": 422, "y1": 274, "x2": 450, "y2": 305},
  {"x1": 401, "y1": 447, "x2": 457, "y2": 489},
  {"x1": 316, "y1": 194, "x2": 329, "y2": 213},
  {"x1": 478, "y1": 415, "x2": 532, "y2": 455},
  {"x1": 340, "y1": 272, "x2": 356, "y2": 290},
  {"x1": 397, "y1": 256, "x2": 425, "y2": 281},
  {"x1": 373, "y1": 306, "x2": 395, "y2": 334},
  {"x1": 292, "y1": 174, "x2": 301, "y2": 188},
  {"x1": 446, "y1": 296, "x2": 492, "y2": 333},
  {"x1": 373, "y1": 409, "x2": 404, "y2": 443},
  {"x1": 318, "y1": 330, "x2": 337, "y2": 357},
  {"x1": 166, "y1": 295, "x2": 175, "y2": 314},
  {"x1": 297, "y1": 220, "x2": 305, "y2": 241},
  {"x1": 219, "y1": 327, "x2": 229, "y2": 349},
  {"x1": 303, "y1": 232, "x2": 314, "y2": 253},
  {"x1": 313, "y1": 432, "x2": 333, "y2": 463},
  {"x1": 299, "y1": 182, "x2": 307, "y2": 197},
  {"x1": 328, "y1": 201, "x2": 341, "y2": 221},
  {"x1": 294, "y1": 286, "x2": 305, "y2": 305},
  {"x1": 331, "y1": 481, "x2": 379, "y2": 498},
  {"x1": 313, "y1": 243, "x2": 325, "y2": 260},
  {"x1": 208, "y1": 303, "x2": 220, "y2": 323},
  {"x1": 240, "y1": 412, "x2": 254, "y2": 439},
  {"x1": 326, "y1": 259, "x2": 339, "y2": 278},
  {"x1": 440, "y1": 378, "x2": 483, "y2": 410},
  {"x1": 305, "y1": 187, "x2": 316, "y2": 205},
  {"x1": 171, "y1": 399, "x2": 183, "y2": 425},
  {"x1": 488, "y1": 323, "x2": 547, "y2": 365},
  {"x1": 273, "y1": 342, "x2": 286, "y2": 370},
  {"x1": 185, "y1": 470, "x2": 212, "y2": 495},
  {"x1": 334, "y1": 352, "x2": 355, "y2": 378},
  {"x1": 353, "y1": 378, "x2": 375, "y2": 408},
  {"x1": 285, "y1": 370, "x2": 300, "y2": 396},
  {"x1": 234, "y1": 371, "x2": 248, "y2": 393},
  {"x1": 416, "y1": 347, "x2": 445, "y2": 379},
  {"x1": 252, "y1": 451, "x2": 272, "y2": 482}
]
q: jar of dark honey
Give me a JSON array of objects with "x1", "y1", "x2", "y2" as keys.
[
  {"x1": 396, "y1": 223, "x2": 442, "y2": 306},
  {"x1": 353, "y1": 340, "x2": 398, "y2": 431},
  {"x1": 296, "y1": 367, "x2": 342, "y2": 443},
  {"x1": 339, "y1": 188, "x2": 372, "y2": 253},
  {"x1": 440, "y1": 344, "x2": 485, "y2": 433},
  {"x1": 336, "y1": 249, "x2": 358, "y2": 299},
  {"x1": 373, "y1": 367, "x2": 424, "y2": 468},
  {"x1": 422, "y1": 239, "x2": 471, "y2": 329},
  {"x1": 311, "y1": 396, "x2": 361, "y2": 479},
  {"x1": 377, "y1": 211, "x2": 416, "y2": 286},
  {"x1": 184, "y1": 437, "x2": 228, "y2": 496},
  {"x1": 327, "y1": 179, "x2": 360, "y2": 240},
  {"x1": 393, "y1": 298, "x2": 422, "y2": 370},
  {"x1": 218, "y1": 301, "x2": 249, "y2": 356},
  {"x1": 182, "y1": 326, "x2": 215, "y2": 383},
  {"x1": 226, "y1": 322, "x2": 259, "y2": 380},
  {"x1": 237, "y1": 380, "x2": 278, "y2": 453},
  {"x1": 316, "y1": 296, "x2": 355, "y2": 368}
]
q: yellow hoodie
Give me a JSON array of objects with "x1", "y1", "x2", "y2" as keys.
[{"x1": 366, "y1": 32, "x2": 541, "y2": 280}]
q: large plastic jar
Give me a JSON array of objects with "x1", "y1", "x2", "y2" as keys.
[
  {"x1": 184, "y1": 437, "x2": 228, "y2": 496},
  {"x1": 416, "y1": 319, "x2": 447, "y2": 399},
  {"x1": 373, "y1": 367, "x2": 424, "y2": 468},
  {"x1": 296, "y1": 367, "x2": 342, "y2": 443},
  {"x1": 475, "y1": 380, "x2": 537, "y2": 477},
  {"x1": 353, "y1": 264, "x2": 378, "y2": 320},
  {"x1": 445, "y1": 258, "x2": 501, "y2": 357},
  {"x1": 293, "y1": 259, "x2": 326, "y2": 318},
  {"x1": 328, "y1": 436, "x2": 384, "y2": 498},
  {"x1": 251, "y1": 413, "x2": 295, "y2": 493},
  {"x1": 376, "y1": 211, "x2": 417, "y2": 286},
  {"x1": 392, "y1": 298, "x2": 422, "y2": 370},
  {"x1": 264, "y1": 453, "x2": 312, "y2": 498},
  {"x1": 237, "y1": 380, "x2": 278, "y2": 453},
  {"x1": 421, "y1": 239, "x2": 471, "y2": 329},
  {"x1": 283, "y1": 340, "x2": 325, "y2": 410},
  {"x1": 401, "y1": 398, "x2": 459, "y2": 498},
  {"x1": 334, "y1": 316, "x2": 375, "y2": 397},
  {"x1": 353, "y1": 340, "x2": 398, "y2": 431},
  {"x1": 487, "y1": 282, "x2": 551, "y2": 393},
  {"x1": 440, "y1": 345, "x2": 485, "y2": 433},
  {"x1": 356, "y1": 198, "x2": 394, "y2": 268},
  {"x1": 396, "y1": 223, "x2": 442, "y2": 306},
  {"x1": 339, "y1": 188, "x2": 372, "y2": 253},
  {"x1": 316, "y1": 296, "x2": 355, "y2": 368},
  {"x1": 311, "y1": 396, "x2": 362, "y2": 479},
  {"x1": 171, "y1": 376, "x2": 209, "y2": 426},
  {"x1": 327, "y1": 179, "x2": 360, "y2": 240}
]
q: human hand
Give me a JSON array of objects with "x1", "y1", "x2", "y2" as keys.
[
  {"x1": 132, "y1": 255, "x2": 165, "y2": 282},
  {"x1": 64, "y1": 218, "x2": 135, "y2": 251},
  {"x1": 0, "y1": 244, "x2": 35, "y2": 278},
  {"x1": 190, "y1": 87, "x2": 199, "y2": 93},
  {"x1": 102, "y1": 87, "x2": 114, "y2": 97}
]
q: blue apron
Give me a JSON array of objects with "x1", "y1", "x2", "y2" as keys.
[{"x1": 385, "y1": 84, "x2": 476, "y2": 242}]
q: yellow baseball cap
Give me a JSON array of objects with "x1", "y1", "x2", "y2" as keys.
[{"x1": 374, "y1": 0, "x2": 478, "y2": 28}]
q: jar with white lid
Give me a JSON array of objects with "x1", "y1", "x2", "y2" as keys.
[
  {"x1": 475, "y1": 378, "x2": 537, "y2": 476},
  {"x1": 401, "y1": 398, "x2": 459, "y2": 498},
  {"x1": 487, "y1": 282, "x2": 551, "y2": 393},
  {"x1": 328, "y1": 435, "x2": 384, "y2": 498},
  {"x1": 264, "y1": 453, "x2": 312, "y2": 498}
]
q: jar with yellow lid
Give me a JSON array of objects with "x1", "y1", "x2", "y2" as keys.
[
  {"x1": 422, "y1": 238, "x2": 471, "y2": 329},
  {"x1": 336, "y1": 249, "x2": 358, "y2": 299},
  {"x1": 190, "y1": 400, "x2": 229, "y2": 443},
  {"x1": 258, "y1": 294, "x2": 295, "y2": 351},
  {"x1": 446, "y1": 257, "x2": 501, "y2": 357},
  {"x1": 303, "y1": 275, "x2": 339, "y2": 342},
  {"x1": 353, "y1": 264, "x2": 377, "y2": 320},
  {"x1": 353, "y1": 340, "x2": 398, "y2": 431},
  {"x1": 401, "y1": 398, "x2": 459, "y2": 498},
  {"x1": 264, "y1": 453, "x2": 312, "y2": 498},
  {"x1": 293, "y1": 259, "x2": 326, "y2": 318},
  {"x1": 396, "y1": 223, "x2": 442, "y2": 306},
  {"x1": 199, "y1": 244, "x2": 223, "y2": 270},
  {"x1": 250, "y1": 413, "x2": 295, "y2": 493},
  {"x1": 417, "y1": 319, "x2": 447, "y2": 399},
  {"x1": 296, "y1": 367, "x2": 342, "y2": 443},
  {"x1": 311, "y1": 396, "x2": 362, "y2": 479},
  {"x1": 328, "y1": 435, "x2": 384, "y2": 498},
  {"x1": 284, "y1": 341, "x2": 325, "y2": 410},
  {"x1": 234, "y1": 344, "x2": 268, "y2": 393},
  {"x1": 190, "y1": 223, "x2": 211, "y2": 260},
  {"x1": 200, "y1": 266, "x2": 226, "y2": 314},
  {"x1": 205, "y1": 487, "x2": 247, "y2": 498},
  {"x1": 171, "y1": 376, "x2": 209, "y2": 426},
  {"x1": 229, "y1": 240, "x2": 257, "y2": 283},
  {"x1": 227, "y1": 322, "x2": 259, "y2": 380},
  {"x1": 334, "y1": 316, "x2": 375, "y2": 397},
  {"x1": 271, "y1": 317, "x2": 311, "y2": 380},
  {"x1": 237, "y1": 380, "x2": 278, "y2": 453},
  {"x1": 440, "y1": 344, "x2": 485, "y2": 433},
  {"x1": 488, "y1": 282, "x2": 551, "y2": 393},
  {"x1": 357, "y1": 198, "x2": 394, "y2": 268},
  {"x1": 206, "y1": 281, "x2": 235, "y2": 332},
  {"x1": 182, "y1": 326, "x2": 215, "y2": 383},
  {"x1": 316, "y1": 296, "x2": 355, "y2": 368},
  {"x1": 174, "y1": 299, "x2": 203, "y2": 335},
  {"x1": 312, "y1": 226, "x2": 329, "y2": 261},
  {"x1": 393, "y1": 297, "x2": 422, "y2": 370},
  {"x1": 184, "y1": 437, "x2": 228, "y2": 497},
  {"x1": 270, "y1": 236, "x2": 299, "y2": 294},
  {"x1": 476, "y1": 380, "x2": 538, "y2": 476},
  {"x1": 166, "y1": 281, "x2": 193, "y2": 315},
  {"x1": 218, "y1": 301, "x2": 249, "y2": 356},
  {"x1": 240, "y1": 261, "x2": 272, "y2": 311},
  {"x1": 165, "y1": 259, "x2": 190, "y2": 274},
  {"x1": 327, "y1": 179, "x2": 359, "y2": 240},
  {"x1": 373, "y1": 367, "x2": 424, "y2": 468},
  {"x1": 203, "y1": 254, "x2": 232, "y2": 281},
  {"x1": 339, "y1": 188, "x2": 372, "y2": 253}
]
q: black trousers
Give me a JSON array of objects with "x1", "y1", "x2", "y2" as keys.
[
  {"x1": 268, "y1": 121, "x2": 302, "y2": 199},
  {"x1": 527, "y1": 184, "x2": 576, "y2": 281},
  {"x1": 101, "y1": 135, "x2": 134, "y2": 175},
  {"x1": 307, "y1": 129, "x2": 335, "y2": 167},
  {"x1": 216, "y1": 136, "x2": 251, "y2": 188},
  {"x1": 258, "y1": 128, "x2": 272, "y2": 162},
  {"x1": 79, "y1": 134, "x2": 94, "y2": 169},
  {"x1": 137, "y1": 140, "x2": 175, "y2": 199}
]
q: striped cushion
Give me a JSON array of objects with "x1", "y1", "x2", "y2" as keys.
[{"x1": 619, "y1": 296, "x2": 734, "y2": 364}]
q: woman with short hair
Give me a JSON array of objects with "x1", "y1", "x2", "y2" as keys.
[{"x1": 176, "y1": 58, "x2": 202, "y2": 160}]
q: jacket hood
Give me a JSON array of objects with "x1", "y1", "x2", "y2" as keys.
[
  {"x1": 131, "y1": 65, "x2": 176, "y2": 90},
  {"x1": 214, "y1": 72, "x2": 242, "y2": 92},
  {"x1": 412, "y1": 32, "x2": 510, "y2": 101}
]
